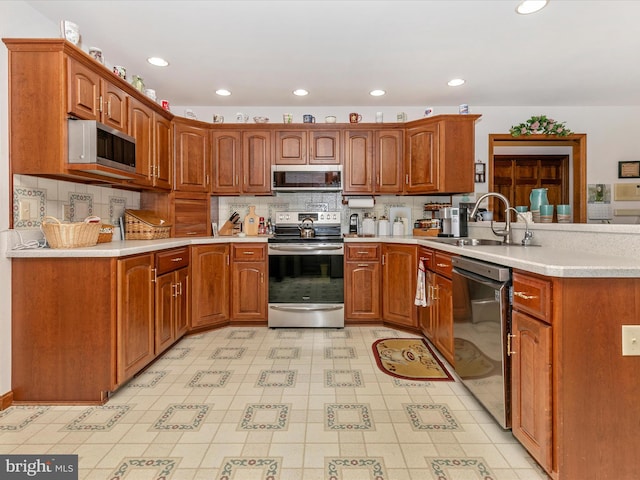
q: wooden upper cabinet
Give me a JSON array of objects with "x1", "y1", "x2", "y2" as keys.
[
  {"x1": 405, "y1": 122, "x2": 439, "y2": 193},
  {"x1": 68, "y1": 57, "x2": 127, "y2": 132},
  {"x1": 375, "y1": 129, "x2": 404, "y2": 193},
  {"x1": 174, "y1": 119, "x2": 210, "y2": 193},
  {"x1": 275, "y1": 129, "x2": 340, "y2": 164},
  {"x1": 154, "y1": 114, "x2": 173, "y2": 190},
  {"x1": 211, "y1": 130, "x2": 242, "y2": 194},
  {"x1": 128, "y1": 96, "x2": 154, "y2": 187},
  {"x1": 343, "y1": 130, "x2": 374, "y2": 194},
  {"x1": 242, "y1": 130, "x2": 272, "y2": 194}
]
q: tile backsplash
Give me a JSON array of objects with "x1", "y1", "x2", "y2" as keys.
[{"x1": 12, "y1": 175, "x2": 140, "y2": 228}]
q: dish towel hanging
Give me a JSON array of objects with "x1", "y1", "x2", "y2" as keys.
[{"x1": 414, "y1": 258, "x2": 429, "y2": 307}]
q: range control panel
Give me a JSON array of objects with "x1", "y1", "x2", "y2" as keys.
[{"x1": 274, "y1": 211, "x2": 341, "y2": 226}]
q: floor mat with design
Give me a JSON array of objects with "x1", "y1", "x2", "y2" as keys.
[{"x1": 372, "y1": 338, "x2": 453, "y2": 381}]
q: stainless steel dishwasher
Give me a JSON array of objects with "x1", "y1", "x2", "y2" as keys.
[{"x1": 452, "y1": 256, "x2": 512, "y2": 429}]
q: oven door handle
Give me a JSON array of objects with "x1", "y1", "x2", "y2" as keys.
[
  {"x1": 268, "y1": 245, "x2": 343, "y2": 252},
  {"x1": 270, "y1": 305, "x2": 344, "y2": 312}
]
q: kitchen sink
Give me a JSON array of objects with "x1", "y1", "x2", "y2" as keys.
[{"x1": 430, "y1": 238, "x2": 539, "y2": 247}]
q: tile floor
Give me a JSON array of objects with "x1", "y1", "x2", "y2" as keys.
[{"x1": 0, "y1": 326, "x2": 550, "y2": 479}]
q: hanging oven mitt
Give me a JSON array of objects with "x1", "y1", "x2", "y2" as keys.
[{"x1": 414, "y1": 258, "x2": 428, "y2": 307}]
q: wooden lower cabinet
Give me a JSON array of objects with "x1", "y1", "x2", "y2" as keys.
[
  {"x1": 231, "y1": 244, "x2": 268, "y2": 322},
  {"x1": 344, "y1": 243, "x2": 381, "y2": 322},
  {"x1": 431, "y1": 272, "x2": 454, "y2": 364},
  {"x1": 191, "y1": 244, "x2": 230, "y2": 328},
  {"x1": 382, "y1": 244, "x2": 417, "y2": 329}
]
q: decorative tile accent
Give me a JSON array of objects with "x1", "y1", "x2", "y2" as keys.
[
  {"x1": 151, "y1": 404, "x2": 210, "y2": 431},
  {"x1": 325, "y1": 404, "x2": 374, "y2": 430},
  {"x1": 210, "y1": 347, "x2": 247, "y2": 359},
  {"x1": 68, "y1": 192, "x2": 93, "y2": 221},
  {"x1": 218, "y1": 457, "x2": 281, "y2": 480},
  {"x1": 64, "y1": 405, "x2": 131, "y2": 431},
  {"x1": 404, "y1": 404, "x2": 461, "y2": 431},
  {"x1": 110, "y1": 458, "x2": 179, "y2": 480},
  {"x1": 226, "y1": 329, "x2": 257, "y2": 340},
  {"x1": 275, "y1": 329, "x2": 304, "y2": 339},
  {"x1": 325, "y1": 369, "x2": 364, "y2": 388},
  {"x1": 324, "y1": 346, "x2": 357, "y2": 359},
  {"x1": 324, "y1": 329, "x2": 352, "y2": 339},
  {"x1": 0, "y1": 406, "x2": 49, "y2": 431},
  {"x1": 426, "y1": 457, "x2": 495, "y2": 480},
  {"x1": 239, "y1": 404, "x2": 290, "y2": 430},
  {"x1": 127, "y1": 370, "x2": 168, "y2": 388},
  {"x1": 268, "y1": 347, "x2": 300, "y2": 359},
  {"x1": 256, "y1": 370, "x2": 297, "y2": 387},
  {"x1": 326, "y1": 457, "x2": 387, "y2": 479},
  {"x1": 13, "y1": 186, "x2": 47, "y2": 228},
  {"x1": 160, "y1": 347, "x2": 191, "y2": 360},
  {"x1": 371, "y1": 329, "x2": 400, "y2": 339},
  {"x1": 108, "y1": 195, "x2": 127, "y2": 224},
  {"x1": 392, "y1": 378, "x2": 434, "y2": 388},
  {"x1": 187, "y1": 370, "x2": 232, "y2": 388}
]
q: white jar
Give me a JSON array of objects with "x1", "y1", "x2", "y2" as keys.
[
  {"x1": 362, "y1": 217, "x2": 376, "y2": 236},
  {"x1": 392, "y1": 219, "x2": 404, "y2": 236},
  {"x1": 377, "y1": 219, "x2": 390, "y2": 236}
]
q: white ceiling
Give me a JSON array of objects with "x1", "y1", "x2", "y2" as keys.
[{"x1": 24, "y1": 0, "x2": 640, "y2": 107}]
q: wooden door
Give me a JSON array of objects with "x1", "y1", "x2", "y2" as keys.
[
  {"x1": 433, "y1": 274, "x2": 454, "y2": 365},
  {"x1": 155, "y1": 271, "x2": 175, "y2": 355},
  {"x1": 275, "y1": 130, "x2": 307, "y2": 164},
  {"x1": 344, "y1": 261, "x2": 381, "y2": 321},
  {"x1": 382, "y1": 244, "x2": 417, "y2": 327},
  {"x1": 242, "y1": 130, "x2": 272, "y2": 194},
  {"x1": 309, "y1": 130, "x2": 340, "y2": 164},
  {"x1": 191, "y1": 244, "x2": 230, "y2": 327},
  {"x1": 231, "y1": 261, "x2": 267, "y2": 320},
  {"x1": 174, "y1": 122, "x2": 210, "y2": 192},
  {"x1": 67, "y1": 58, "x2": 100, "y2": 120},
  {"x1": 102, "y1": 81, "x2": 128, "y2": 132},
  {"x1": 405, "y1": 123, "x2": 439, "y2": 193},
  {"x1": 117, "y1": 254, "x2": 155, "y2": 383},
  {"x1": 175, "y1": 267, "x2": 189, "y2": 339},
  {"x1": 418, "y1": 248, "x2": 435, "y2": 340},
  {"x1": 343, "y1": 130, "x2": 374, "y2": 193},
  {"x1": 129, "y1": 97, "x2": 153, "y2": 187},
  {"x1": 211, "y1": 130, "x2": 241, "y2": 193},
  {"x1": 511, "y1": 310, "x2": 553, "y2": 472},
  {"x1": 375, "y1": 129, "x2": 403, "y2": 193},
  {"x1": 154, "y1": 114, "x2": 173, "y2": 190}
]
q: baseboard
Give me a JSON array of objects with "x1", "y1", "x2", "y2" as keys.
[{"x1": 0, "y1": 390, "x2": 14, "y2": 410}]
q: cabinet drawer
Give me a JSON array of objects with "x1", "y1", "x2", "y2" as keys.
[
  {"x1": 512, "y1": 271, "x2": 552, "y2": 323},
  {"x1": 346, "y1": 244, "x2": 380, "y2": 261},
  {"x1": 232, "y1": 244, "x2": 266, "y2": 261},
  {"x1": 419, "y1": 247, "x2": 434, "y2": 270},
  {"x1": 433, "y1": 251, "x2": 454, "y2": 278},
  {"x1": 156, "y1": 247, "x2": 189, "y2": 275}
]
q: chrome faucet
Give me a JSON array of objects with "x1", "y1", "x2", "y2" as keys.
[
  {"x1": 507, "y1": 207, "x2": 534, "y2": 246},
  {"x1": 470, "y1": 192, "x2": 512, "y2": 244}
]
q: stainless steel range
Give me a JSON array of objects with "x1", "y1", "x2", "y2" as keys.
[{"x1": 267, "y1": 211, "x2": 344, "y2": 328}]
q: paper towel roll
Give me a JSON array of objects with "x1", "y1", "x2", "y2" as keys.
[{"x1": 348, "y1": 198, "x2": 375, "y2": 208}]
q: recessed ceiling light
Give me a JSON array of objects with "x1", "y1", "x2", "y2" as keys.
[
  {"x1": 370, "y1": 89, "x2": 386, "y2": 97},
  {"x1": 447, "y1": 78, "x2": 466, "y2": 87},
  {"x1": 293, "y1": 89, "x2": 309, "y2": 96},
  {"x1": 147, "y1": 57, "x2": 169, "y2": 67},
  {"x1": 516, "y1": 0, "x2": 549, "y2": 15},
  {"x1": 215, "y1": 89, "x2": 231, "y2": 96}
]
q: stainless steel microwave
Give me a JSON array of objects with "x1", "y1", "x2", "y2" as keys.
[
  {"x1": 272, "y1": 164, "x2": 342, "y2": 192},
  {"x1": 67, "y1": 119, "x2": 136, "y2": 173}
]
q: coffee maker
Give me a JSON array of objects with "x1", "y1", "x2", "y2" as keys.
[
  {"x1": 438, "y1": 207, "x2": 468, "y2": 237},
  {"x1": 349, "y1": 213, "x2": 359, "y2": 234}
]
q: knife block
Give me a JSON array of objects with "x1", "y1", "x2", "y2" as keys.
[{"x1": 218, "y1": 220, "x2": 237, "y2": 236}]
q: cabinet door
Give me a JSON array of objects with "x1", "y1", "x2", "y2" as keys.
[
  {"x1": 275, "y1": 130, "x2": 307, "y2": 164},
  {"x1": 343, "y1": 130, "x2": 374, "y2": 194},
  {"x1": 344, "y1": 261, "x2": 381, "y2": 321},
  {"x1": 174, "y1": 122, "x2": 210, "y2": 192},
  {"x1": 375, "y1": 129, "x2": 403, "y2": 193},
  {"x1": 382, "y1": 244, "x2": 417, "y2": 328},
  {"x1": 155, "y1": 272, "x2": 175, "y2": 355},
  {"x1": 211, "y1": 130, "x2": 241, "y2": 194},
  {"x1": 175, "y1": 267, "x2": 189, "y2": 339},
  {"x1": 405, "y1": 123, "x2": 439, "y2": 193},
  {"x1": 129, "y1": 97, "x2": 154, "y2": 187},
  {"x1": 67, "y1": 58, "x2": 100, "y2": 120},
  {"x1": 511, "y1": 310, "x2": 553, "y2": 472},
  {"x1": 433, "y1": 274, "x2": 454, "y2": 365},
  {"x1": 191, "y1": 244, "x2": 230, "y2": 327},
  {"x1": 231, "y1": 261, "x2": 267, "y2": 320},
  {"x1": 309, "y1": 130, "x2": 341, "y2": 164},
  {"x1": 154, "y1": 114, "x2": 173, "y2": 190},
  {"x1": 418, "y1": 248, "x2": 435, "y2": 340},
  {"x1": 242, "y1": 130, "x2": 272, "y2": 194},
  {"x1": 102, "y1": 81, "x2": 128, "y2": 132},
  {"x1": 117, "y1": 254, "x2": 155, "y2": 383}
]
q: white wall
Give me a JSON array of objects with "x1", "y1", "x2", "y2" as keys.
[{"x1": 3, "y1": 0, "x2": 640, "y2": 400}]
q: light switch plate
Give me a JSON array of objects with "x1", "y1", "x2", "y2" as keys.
[{"x1": 622, "y1": 325, "x2": 640, "y2": 356}]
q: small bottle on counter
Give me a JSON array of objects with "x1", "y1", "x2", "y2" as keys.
[
  {"x1": 258, "y1": 217, "x2": 266, "y2": 235},
  {"x1": 266, "y1": 217, "x2": 273, "y2": 235}
]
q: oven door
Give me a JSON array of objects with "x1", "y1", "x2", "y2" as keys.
[{"x1": 268, "y1": 243, "x2": 344, "y2": 328}]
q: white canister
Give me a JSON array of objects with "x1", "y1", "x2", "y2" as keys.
[
  {"x1": 392, "y1": 218, "x2": 404, "y2": 236},
  {"x1": 377, "y1": 218, "x2": 390, "y2": 236},
  {"x1": 362, "y1": 216, "x2": 376, "y2": 236}
]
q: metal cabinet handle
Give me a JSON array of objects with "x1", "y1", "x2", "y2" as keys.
[
  {"x1": 436, "y1": 263, "x2": 449, "y2": 268},
  {"x1": 171, "y1": 257, "x2": 183, "y2": 262},
  {"x1": 507, "y1": 333, "x2": 517, "y2": 356},
  {"x1": 357, "y1": 263, "x2": 369, "y2": 267},
  {"x1": 243, "y1": 251, "x2": 255, "y2": 255},
  {"x1": 514, "y1": 291, "x2": 536, "y2": 300},
  {"x1": 151, "y1": 267, "x2": 157, "y2": 283},
  {"x1": 98, "y1": 95, "x2": 103, "y2": 113},
  {"x1": 432, "y1": 285, "x2": 440, "y2": 301},
  {"x1": 172, "y1": 283, "x2": 178, "y2": 298}
]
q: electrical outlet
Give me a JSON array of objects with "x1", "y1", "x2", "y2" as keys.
[
  {"x1": 63, "y1": 204, "x2": 71, "y2": 221},
  {"x1": 19, "y1": 200, "x2": 31, "y2": 221},
  {"x1": 622, "y1": 325, "x2": 640, "y2": 356}
]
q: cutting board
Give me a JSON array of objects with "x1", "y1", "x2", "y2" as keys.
[{"x1": 244, "y1": 206, "x2": 260, "y2": 236}]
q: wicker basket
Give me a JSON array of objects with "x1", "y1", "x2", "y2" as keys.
[
  {"x1": 41, "y1": 216, "x2": 101, "y2": 248},
  {"x1": 124, "y1": 209, "x2": 172, "y2": 240},
  {"x1": 98, "y1": 224, "x2": 114, "y2": 243}
]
